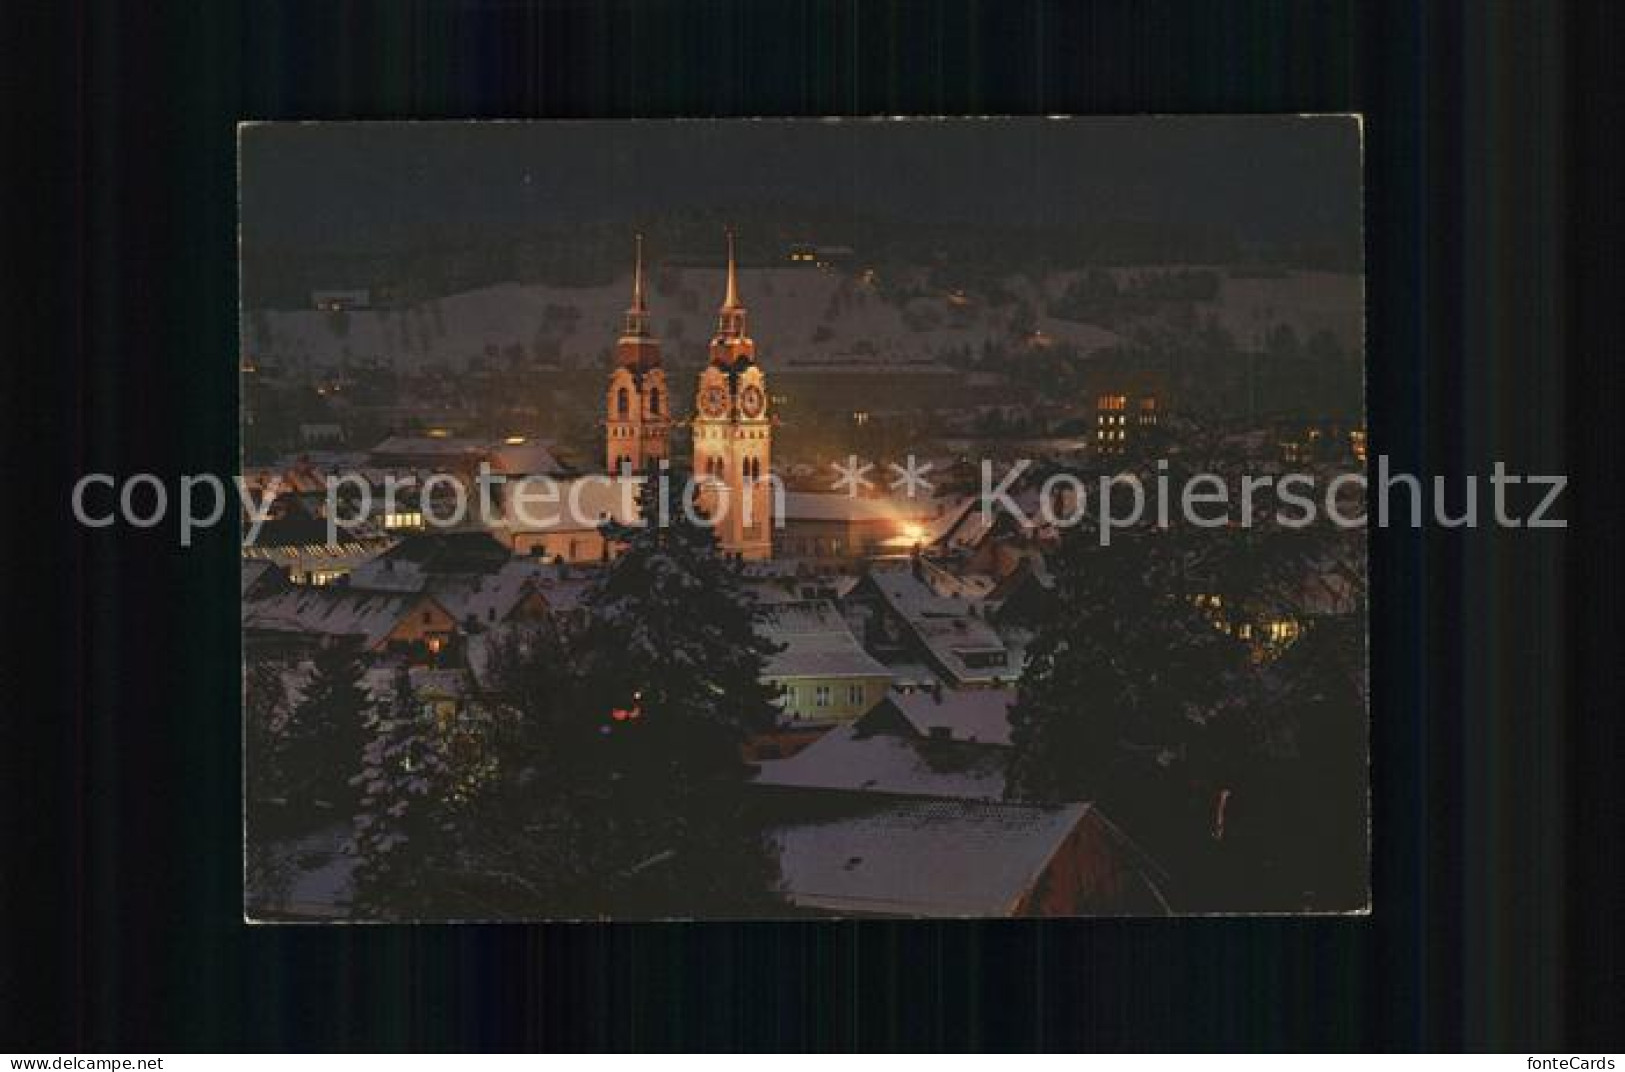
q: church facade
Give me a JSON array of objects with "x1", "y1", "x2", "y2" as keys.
[
  {"x1": 603, "y1": 234, "x2": 672, "y2": 475},
  {"x1": 603, "y1": 233, "x2": 774, "y2": 560}
]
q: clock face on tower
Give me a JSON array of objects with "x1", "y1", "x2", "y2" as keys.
[
  {"x1": 699, "y1": 384, "x2": 729, "y2": 418},
  {"x1": 739, "y1": 384, "x2": 766, "y2": 418}
]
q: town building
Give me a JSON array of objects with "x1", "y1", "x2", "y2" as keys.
[
  {"x1": 777, "y1": 492, "x2": 941, "y2": 563},
  {"x1": 345, "y1": 531, "x2": 554, "y2": 631},
  {"x1": 861, "y1": 684, "x2": 1018, "y2": 746},
  {"x1": 242, "y1": 586, "x2": 458, "y2": 658},
  {"x1": 768, "y1": 800, "x2": 1167, "y2": 917},
  {"x1": 756, "y1": 600, "x2": 895, "y2": 726},
  {"x1": 845, "y1": 560, "x2": 1018, "y2": 688},
  {"x1": 240, "y1": 517, "x2": 394, "y2": 587},
  {"x1": 1084, "y1": 369, "x2": 1168, "y2": 455}
]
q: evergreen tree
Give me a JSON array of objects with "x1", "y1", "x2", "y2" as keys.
[
  {"x1": 1008, "y1": 523, "x2": 1250, "y2": 811},
  {"x1": 1240, "y1": 615, "x2": 1368, "y2": 911},
  {"x1": 348, "y1": 666, "x2": 467, "y2": 918},
  {"x1": 244, "y1": 656, "x2": 294, "y2": 903},
  {"x1": 282, "y1": 639, "x2": 372, "y2": 826},
  {"x1": 567, "y1": 472, "x2": 783, "y2": 917},
  {"x1": 464, "y1": 620, "x2": 605, "y2": 913},
  {"x1": 244, "y1": 656, "x2": 291, "y2": 808}
]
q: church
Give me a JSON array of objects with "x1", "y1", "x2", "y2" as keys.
[
  {"x1": 602, "y1": 232, "x2": 775, "y2": 560},
  {"x1": 502, "y1": 232, "x2": 936, "y2": 566}
]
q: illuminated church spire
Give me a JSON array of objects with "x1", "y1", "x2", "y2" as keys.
[
  {"x1": 715, "y1": 230, "x2": 747, "y2": 341},
  {"x1": 621, "y1": 232, "x2": 650, "y2": 340}
]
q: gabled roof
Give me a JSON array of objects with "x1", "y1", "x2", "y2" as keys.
[
  {"x1": 485, "y1": 440, "x2": 567, "y2": 477},
  {"x1": 874, "y1": 685, "x2": 1017, "y2": 747},
  {"x1": 368, "y1": 435, "x2": 486, "y2": 459},
  {"x1": 348, "y1": 552, "x2": 548, "y2": 627},
  {"x1": 246, "y1": 517, "x2": 380, "y2": 552},
  {"x1": 240, "y1": 560, "x2": 287, "y2": 598},
  {"x1": 859, "y1": 563, "x2": 1013, "y2": 686},
  {"x1": 758, "y1": 600, "x2": 895, "y2": 681},
  {"x1": 755, "y1": 722, "x2": 1006, "y2": 801},
  {"x1": 771, "y1": 799, "x2": 1090, "y2": 917},
  {"x1": 243, "y1": 587, "x2": 448, "y2": 649},
  {"x1": 431, "y1": 561, "x2": 550, "y2": 625},
  {"x1": 364, "y1": 529, "x2": 512, "y2": 575}
]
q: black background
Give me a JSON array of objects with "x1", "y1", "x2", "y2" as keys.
[{"x1": 1, "y1": 0, "x2": 1619, "y2": 1052}]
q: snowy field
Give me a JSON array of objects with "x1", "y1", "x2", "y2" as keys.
[{"x1": 244, "y1": 265, "x2": 1362, "y2": 374}]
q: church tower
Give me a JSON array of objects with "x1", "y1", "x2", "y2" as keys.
[
  {"x1": 692, "y1": 232, "x2": 773, "y2": 559},
  {"x1": 605, "y1": 234, "x2": 671, "y2": 474}
]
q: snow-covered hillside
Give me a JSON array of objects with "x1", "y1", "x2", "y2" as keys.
[{"x1": 243, "y1": 265, "x2": 1360, "y2": 374}]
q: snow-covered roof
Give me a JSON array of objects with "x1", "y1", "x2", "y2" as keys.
[
  {"x1": 241, "y1": 560, "x2": 283, "y2": 597},
  {"x1": 244, "y1": 518, "x2": 383, "y2": 552},
  {"x1": 528, "y1": 574, "x2": 596, "y2": 613},
  {"x1": 359, "y1": 529, "x2": 512, "y2": 574},
  {"x1": 862, "y1": 563, "x2": 1013, "y2": 686},
  {"x1": 771, "y1": 799, "x2": 1090, "y2": 917},
  {"x1": 368, "y1": 435, "x2": 486, "y2": 459},
  {"x1": 348, "y1": 554, "x2": 548, "y2": 627},
  {"x1": 485, "y1": 440, "x2": 567, "y2": 476},
  {"x1": 243, "y1": 587, "x2": 443, "y2": 648},
  {"x1": 755, "y1": 723, "x2": 1006, "y2": 801},
  {"x1": 503, "y1": 475, "x2": 643, "y2": 533},
  {"x1": 879, "y1": 685, "x2": 1017, "y2": 747},
  {"x1": 918, "y1": 496, "x2": 979, "y2": 547},
  {"x1": 781, "y1": 492, "x2": 940, "y2": 524},
  {"x1": 434, "y1": 563, "x2": 548, "y2": 625},
  {"x1": 758, "y1": 600, "x2": 895, "y2": 681}
]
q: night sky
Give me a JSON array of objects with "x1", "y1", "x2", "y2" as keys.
[{"x1": 240, "y1": 117, "x2": 1361, "y2": 254}]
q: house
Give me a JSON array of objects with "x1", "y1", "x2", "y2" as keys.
[
  {"x1": 349, "y1": 528, "x2": 511, "y2": 577},
  {"x1": 757, "y1": 600, "x2": 895, "y2": 726},
  {"x1": 755, "y1": 721, "x2": 1006, "y2": 802},
  {"x1": 1081, "y1": 368, "x2": 1170, "y2": 455},
  {"x1": 753, "y1": 680, "x2": 1170, "y2": 916},
  {"x1": 240, "y1": 517, "x2": 394, "y2": 586},
  {"x1": 346, "y1": 532, "x2": 553, "y2": 631},
  {"x1": 498, "y1": 475, "x2": 643, "y2": 564},
  {"x1": 243, "y1": 586, "x2": 458, "y2": 657},
  {"x1": 862, "y1": 684, "x2": 1018, "y2": 746},
  {"x1": 770, "y1": 798, "x2": 1168, "y2": 917},
  {"x1": 777, "y1": 492, "x2": 942, "y2": 563},
  {"x1": 844, "y1": 560, "x2": 1016, "y2": 687}
]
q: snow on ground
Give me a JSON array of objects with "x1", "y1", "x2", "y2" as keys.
[
  {"x1": 246, "y1": 267, "x2": 1123, "y2": 373},
  {"x1": 247, "y1": 265, "x2": 1361, "y2": 375}
]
